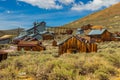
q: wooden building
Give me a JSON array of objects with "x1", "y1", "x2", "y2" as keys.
[
  {"x1": 17, "y1": 41, "x2": 46, "y2": 51},
  {"x1": 14, "y1": 21, "x2": 47, "y2": 43},
  {"x1": 81, "y1": 24, "x2": 93, "y2": 30},
  {"x1": 27, "y1": 21, "x2": 46, "y2": 34},
  {"x1": 42, "y1": 32, "x2": 54, "y2": 40},
  {"x1": 0, "y1": 50, "x2": 8, "y2": 62},
  {"x1": 52, "y1": 40, "x2": 57, "y2": 46},
  {"x1": 58, "y1": 36, "x2": 97, "y2": 55},
  {"x1": 87, "y1": 29, "x2": 112, "y2": 42},
  {"x1": 13, "y1": 34, "x2": 27, "y2": 44}
]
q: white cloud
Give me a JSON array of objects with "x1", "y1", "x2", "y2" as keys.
[
  {"x1": 58, "y1": 0, "x2": 74, "y2": 5},
  {"x1": 18, "y1": 0, "x2": 62, "y2": 9},
  {"x1": 6, "y1": 10, "x2": 11, "y2": 14},
  {"x1": 71, "y1": 0, "x2": 120, "y2": 11}
]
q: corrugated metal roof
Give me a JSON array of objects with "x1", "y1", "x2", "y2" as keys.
[{"x1": 88, "y1": 29, "x2": 106, "y2": 35}]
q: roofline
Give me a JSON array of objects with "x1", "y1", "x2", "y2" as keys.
[
  {"x1": 58, "y1": 35, "x2": 89, "y2": 45},
  {"x1": 88, "y1": 29, "x2": 107, "y2": 36}
]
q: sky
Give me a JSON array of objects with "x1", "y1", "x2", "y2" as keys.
[{"x1": 0, "y1": 0, "x2": 120, "y2": 30}]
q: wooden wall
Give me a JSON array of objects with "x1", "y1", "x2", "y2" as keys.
[
  {"x1": 42, "y1": 34, "x2": 54, "y2": 40},
  {"x1": 52, "y1": 40, "x2": 57, "y2": 46},
  {"x1": 89, "y1": 30, "x2": 112, "y2": 42},
  {"x1": 58, "y1": 36, "x2": 97, "y2": 55},
  {"x1": 101, "y1": 30, "x2": 112, "y2": 41},
  {"x1": 47, "y1": 27, "x2": 76, "y2": 35},
  {"x1": 18, "y1": 45, "x2": 45, "y2": 51}
]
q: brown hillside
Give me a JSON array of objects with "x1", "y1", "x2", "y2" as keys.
[
  {"x1": 0, "y1": 28, "x2": 24, "y2": 37},
  {"x1": 63, "y1": 2, "x2": 120, "y2": 32}
]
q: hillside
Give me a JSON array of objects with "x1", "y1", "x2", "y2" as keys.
[
  {"x1": 63, "y1": 2, "x2": 120, "y2": 32},
  {"x1": 0, "y1": 28, "x2": 24, "y2": 37}
]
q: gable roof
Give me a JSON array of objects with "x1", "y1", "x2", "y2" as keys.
[
  {"x1": 58, "y1": 35, "x2": 89, "y2": 45},
  {"x1": 88, "y1": 29, "x2": 106, "y2": 36}
]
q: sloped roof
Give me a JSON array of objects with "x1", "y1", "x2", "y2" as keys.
[
  {"x1": 88, "y1": 29, "x2": 106, "y2": 36},
  {"x1": 58, "y1": 35, "x2": 89, "y2": 45}
]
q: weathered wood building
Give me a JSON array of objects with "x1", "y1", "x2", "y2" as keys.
[
  {"x1": 42, "y1": 32, "x2": 54, "y2": 40},
  {"x1": 17, "y1": 41, "x2": 46, "y2": 51},
  {"x1": 87, "y1": 29, "x2": 112, "y2": 42},
  {"x1": 27, "y1": 21, "x2": 46, "y2": 34},
  {"x1": 14, "y1": 21, "x2": 47, "y2": 43},
  {"x1": 0, "y1": 50, "x2": 8, "y2": 62},
  {"x1": 58, "y1": 36, "x2": 97, "y2": 55}
]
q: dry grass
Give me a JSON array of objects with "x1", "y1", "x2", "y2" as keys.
[
  {"x1": 0, "y1": 41, "x2": 120, "y2": 80},
  {"x1": 62, "y1": 2, "x2": 120, "y2": 32}
]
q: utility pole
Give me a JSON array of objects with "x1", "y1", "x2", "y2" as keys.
[{"x1": 17, "y1": 27, "x2": 20, "y2": 36}]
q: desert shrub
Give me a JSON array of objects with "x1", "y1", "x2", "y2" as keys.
[
  {"x1": 104, "y1": 53, "x2": 120, "y2": 68},
  {"x1": 95, "y1": 66, "x2": 117, "y2": 80},
  {"x1": 96, "y1": 71, "x2": 109, "y2": 80},
  {"x1": 0, "y1": 41, "x2": 120, "y2": 80}
]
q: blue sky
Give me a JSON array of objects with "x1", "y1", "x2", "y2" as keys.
[{"x1": 0, "y1": 0, "x2": 120, "y2": 30}]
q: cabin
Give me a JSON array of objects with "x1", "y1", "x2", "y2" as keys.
[
  {"x1": 0, "y1": 50, "x2": 8, "y2": 62},
  {"x1": 87, "y1": 29, "x2": 112, "y2": 42},
  {"x1": 58, "y1": 36, "x2": 97, "y2": 55},
  {"x1": 17, "y1": 41, "x2": 46, "y2": 51}
]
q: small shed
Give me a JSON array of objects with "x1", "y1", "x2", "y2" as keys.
[
  {"x1": 87, "y1": 29, "x2": 112, "y2": 42},
  {"x1": 58, "y1": 36, "x2": 97, "y2": 55},
  {"x1": 0, "y1": 50, "x2": 8, "y2": 62},
  {"x1": 17, "y1": 41, "x2": 45, "y2": 51}
]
